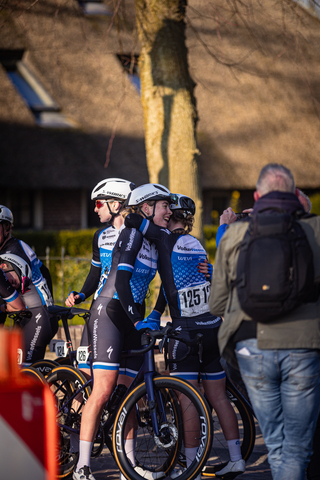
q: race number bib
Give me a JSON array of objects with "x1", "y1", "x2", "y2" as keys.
[
  {"x1": 49, "y1": 339, "x2": 68, "y2": 357},
  {"x1": 76, "y1": 346, "x2": 90, "y2": 364},
  {"x1": 179, "y1": 282, "x2": 211, "y2": 317}
]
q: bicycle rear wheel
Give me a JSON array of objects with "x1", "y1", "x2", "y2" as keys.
[
  {"x1": 31, "y1": 359, "x2": 60, "y2": 377},
  {"x1": 202, "y1": 381, "x2": 256, "y2": 476},
  {"x1": 113, "y1": 376, "x2": 213, "y2": 480},
  {"x1": 20, "y1": 366, "x2": 47, "y2": 384},
  {"x1": 46, "y1": 365, "x2": 92, "y2": 479}
]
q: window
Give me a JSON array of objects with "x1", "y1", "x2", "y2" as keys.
[
  {"x1": 0, "y1": 49, "x2": 76, "y2": 128},
  {"x1": 117, "y1": 54, "x2": 141, "y2": 94}
]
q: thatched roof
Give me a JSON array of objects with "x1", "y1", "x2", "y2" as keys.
[{"x1": 1, "y1": 0, "x2": 320, "y2": 196}]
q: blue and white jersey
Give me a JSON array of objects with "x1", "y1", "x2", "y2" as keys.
[
  {"x1": 19, "y1": 240, "x2": 53, "y2": 306},
  {"x1": 116, "y1": 234, "x2": 158, "y2": 304},
  {"x1": 171, "y1": 235, "x2": 211, "y2": 317},
  {"x1": 125, "y1": 215, "x2": 218, "y2": 324},
  {"x1": 93, "y1": 225, "x2": 125, "y2": 300},
  {"x1": 0, "y1": 237, "x2": 53, "y2": 307},
  {"x1": 99, "y1": 227, "x2": 158, "y2": 325}
]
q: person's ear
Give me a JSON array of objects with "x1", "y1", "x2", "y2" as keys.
[
  {"x1": 253, "y1": 191, "x2": 260, "y2": 202},
  {"x1": 142, "y1": 203, "x2": 151, "y2": 216}
]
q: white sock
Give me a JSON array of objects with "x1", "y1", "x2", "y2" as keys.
[
  {"x1": 76, "y1": 440, "x2": 93, "y2": 470},
  {"x1": 185, "y1": 447, "x2": 201, "y2": 480},
  {"x1": 227, "y1": 439, "x2": 242, "y2": 462},
  {"x1": 124, "y1": 438, "x2": 136, "y2": 467}
]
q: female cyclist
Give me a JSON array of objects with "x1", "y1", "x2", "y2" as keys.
[
  {"x1": 65, "y1": 177, "x2": 135, "y2": 372},
  {"x1": 73, "y1": 183, "x2": 172, "y2": 480},
  {"x1": 125, "y1": 194, "x2": 245, "y2": 479},
  {"x1": 0, "y1": 253, "x2": 56, "y2": 364}
]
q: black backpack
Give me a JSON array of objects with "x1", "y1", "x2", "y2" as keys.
[{"x1": 234, "y1": 210, "x2": 316, "y2": 323}]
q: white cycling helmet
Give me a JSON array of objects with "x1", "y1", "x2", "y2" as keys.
[
  {"x1": 0, "y1": 253, "x2": 31, "y2": 294},
  {"x1": 0, "y1": 205, "x2": 13, "y2": 225},
  {"x1": 170, "y1": 194, "x2": 196, "y2": 216},
  {"x1": 127, "y1": 184, "x2": 172, "y2": 206},
  {"x1": 91, "y1": 178, "x2": 136, "y2": 201}
]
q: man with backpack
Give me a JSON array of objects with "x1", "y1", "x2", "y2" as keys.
[{"x1": 209, "y1": 163, "x2": 320, "y2": 480}]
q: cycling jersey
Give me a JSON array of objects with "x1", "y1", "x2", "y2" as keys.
[
  {"x1": 0, "y1": 237, "x2": 53, "y2": 306},
  {"x1": 80, "y1": 224, "x2": 124, "y2": 300},
  {"x1": 80, "y1": 227, "x2": 157, "y2": 372},
  {"x1": 127, "y1": 216, "x2": 215, "y2": 321}
]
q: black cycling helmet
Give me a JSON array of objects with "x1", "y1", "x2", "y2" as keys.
[{"x1": 170, "y1": 194, "x2": 196, "y2": 217}]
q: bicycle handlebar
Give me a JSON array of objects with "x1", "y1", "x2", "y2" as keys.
[{"x1": 128, "y1": 323, "x2": 203, "y2": 365}]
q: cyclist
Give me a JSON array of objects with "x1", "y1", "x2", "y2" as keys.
[
  {"x1": 65, "y1": 178, "x2": 136, "y2": 370},
  {"x1": 73, "y1": 183, "x2": 172, "y2": 480},
  {"x1": 125, "y1": 193, "x2": 245, "y2": 478},
  {"x1": 0, "y1": 253, "x2": 57, "y2": 365},
  {"x1": 0, "y1": 263, "x2": 26, "y2": 316},
  {"x1": 0, "y1": 205, "x2": 53, "y2": 306}
]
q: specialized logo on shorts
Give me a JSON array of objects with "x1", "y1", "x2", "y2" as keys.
[
  {"x1": 97, "y1": 304, "x2": 103, "y2": 315},
  {"x1": 35, "y1": 313, "x2": 42, "y2": 323},
  {"x1": 128, "y1": 305, "x2": 133, "y2": 315},
  {"x1": 107, "y1": 346, "x2": 113, "y2": 359}
]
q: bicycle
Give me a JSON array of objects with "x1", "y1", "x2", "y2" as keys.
[
  {"x1": 8, "y1": 305, "x2": 90, "y2": 377},
  {"x1": 46, "y1": 323, "x2": 214, "y2": 480}
]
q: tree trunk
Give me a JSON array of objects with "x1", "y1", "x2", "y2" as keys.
[{"x1": 135, "y1": 0, "x2": 203, "y2": 241}]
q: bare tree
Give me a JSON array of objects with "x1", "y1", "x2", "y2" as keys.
[{"x1": 135, "y1": 0, "x2": 204, "y2": 240}]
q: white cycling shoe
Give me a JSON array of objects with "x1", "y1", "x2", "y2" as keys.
[
  {"x1": 73, "y1": 466, "x2": 96, "y2": 480},
  {"x1": 214, "y1": 459, "x2": 245, "y2": 477},
  {"x1": 170, "y1": 468, "x2": 186, "y2": 479},
  {"x1": 134, "y1": 466, "x2": 165, "y2": 479}
]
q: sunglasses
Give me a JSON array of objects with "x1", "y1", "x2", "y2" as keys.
[{"x1": 95, "y1": 200, "x2": 113, "y2": 209}]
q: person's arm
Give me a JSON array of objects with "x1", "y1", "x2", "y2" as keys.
[
  {"x1": 209, "y1": 234, "x2": 231, "y2": 317},
  {"x1": 65, "y1": 230, "x2": 101, "y2": 306},
  {"x1": 115, "y1": 228, "x2": 145, "y2": 326}
]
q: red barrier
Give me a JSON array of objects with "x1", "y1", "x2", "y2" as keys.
[{"x1": 0, "y1": 329, "x2": 58, "y2": 479}]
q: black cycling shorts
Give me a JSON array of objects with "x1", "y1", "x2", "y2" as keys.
[
  {"x1": 79, "y1": 297, "x2": 143, "y2": 377},
  {"x1": 168, "y1": 316, "x2": 225, "y2": 382}
]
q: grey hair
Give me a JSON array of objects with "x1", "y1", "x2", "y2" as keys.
[{"x1": 256, "y1": 163, "x2": 295, "y2": 196}]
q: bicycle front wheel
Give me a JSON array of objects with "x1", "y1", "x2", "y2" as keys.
[
  {"x1": 46, "y1": 365, "x2": 92, "y2": 479},
  {"x1": 113, "y1": 376, "x2": 213, "y2": 480}
]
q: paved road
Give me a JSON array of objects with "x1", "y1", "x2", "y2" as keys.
[
  {"x1": 90, "y1": 420, "x2": 272, "y2": 480},
  {"x1": 46, "y1": 328, "x2": 273, "y2": 479}
]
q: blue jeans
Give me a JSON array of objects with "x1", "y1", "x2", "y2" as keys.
[{"x1": 235, "y1": 339, "x2": 320, "y2": 480}]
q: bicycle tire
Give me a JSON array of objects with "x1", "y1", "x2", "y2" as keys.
[
  {"x1": 201, "y1": 382, "x2": 256, "y2": 476},
  {"x1": 46, "y1": 365, "x2": 92, "y2": 479},
  {"x1": 31, "y1": 359, "x2": 60, "y2": 377},
  {"x1": 20, "y1": 366, "x2": 47, "y2": 384},
  {"x1": 113, "y1": 376, "x2": 213, "y2": 480}
]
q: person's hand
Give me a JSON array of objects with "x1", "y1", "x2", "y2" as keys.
[
  {"x1": 143, "y1": 310, "x2": 161, "y2": 328},
  {"x1": 65, "y1": 291, "x2": 85, "y2": 307},
  {"x1": 197, "y1": 259, "x2": 213, "y2": 279},
  {"x1": 220, "y1": 207, "x2": 237, "y2": 225},
  {"x1": 135, "y1": 320, "x2": 160, "y2": 331}
]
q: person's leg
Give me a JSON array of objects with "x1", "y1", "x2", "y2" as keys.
[
  {"x1": 235, "y1": 339, "x2": 284, "y2": 478},
  {"x1": 307, "y1": 412, "x2": 320, "y2": 480},
  {"x1": 274, "y1": 349, "x2": 320, "y2": 480}
]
